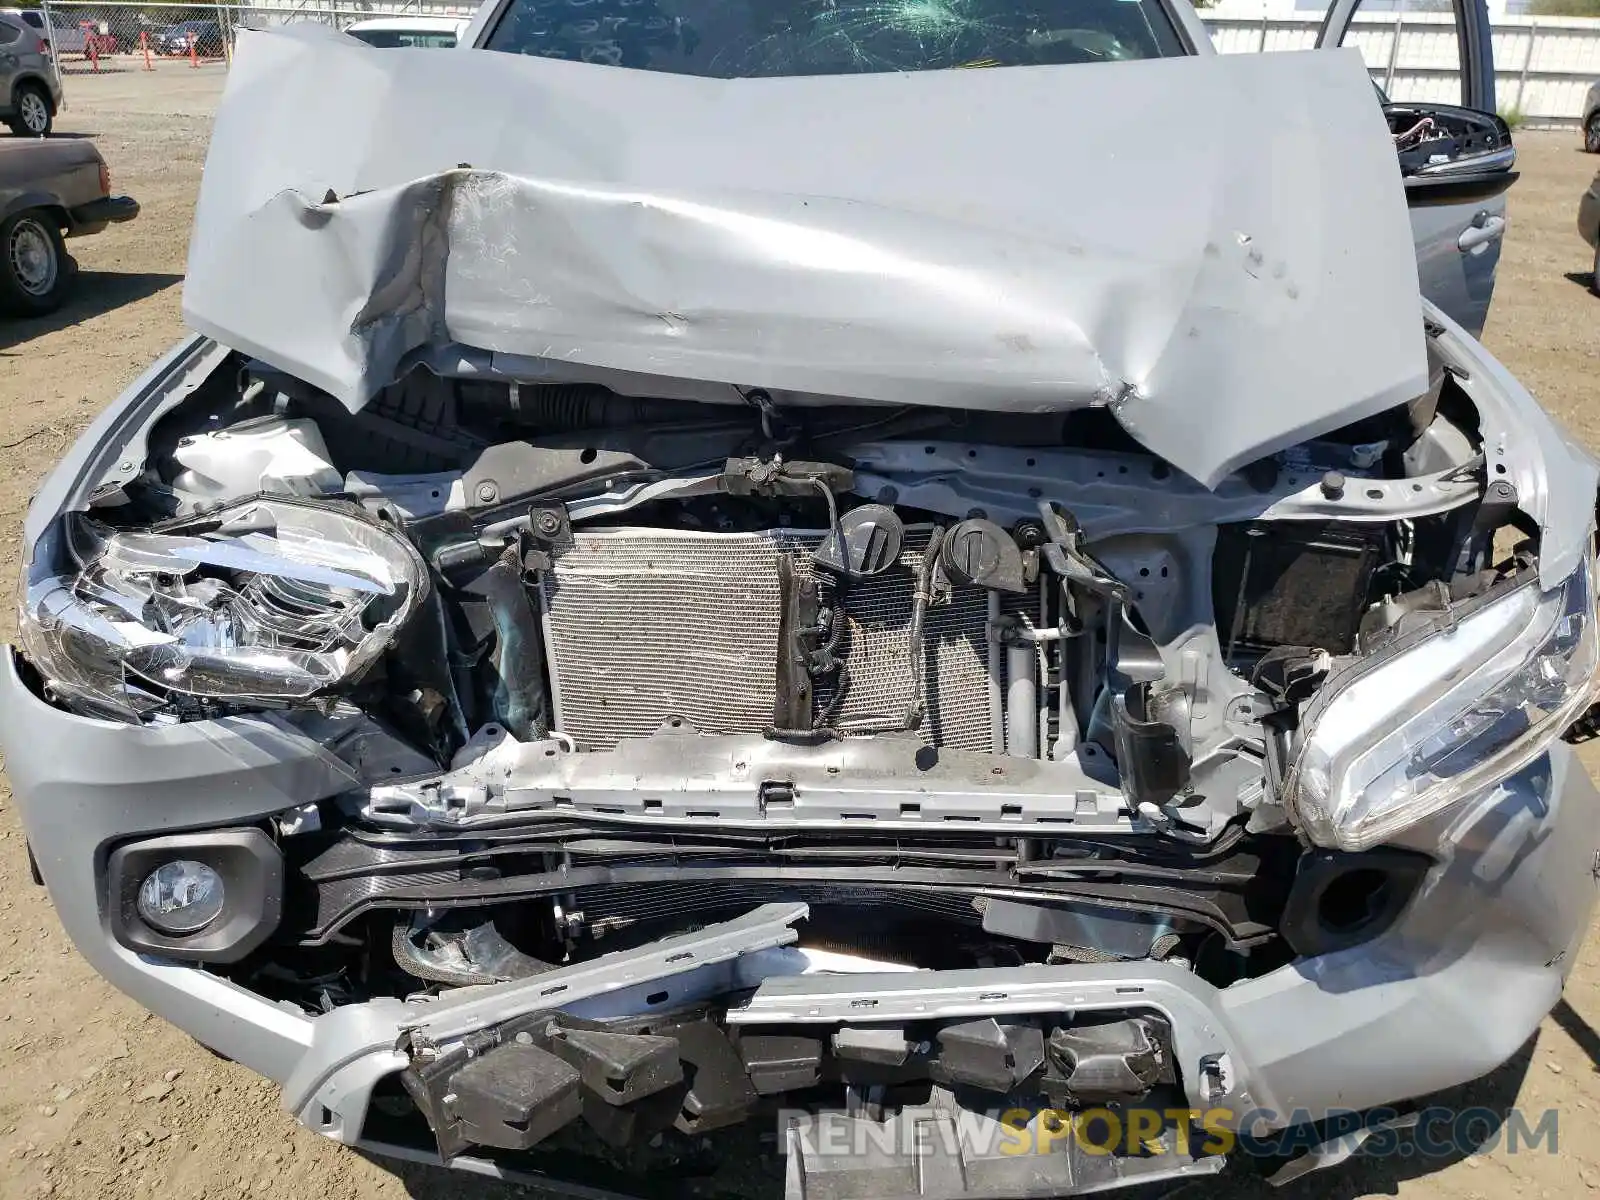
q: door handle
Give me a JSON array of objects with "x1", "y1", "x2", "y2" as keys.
[{"x1": 1458, "y1": 214, "x2": 1507, "y2": 252}]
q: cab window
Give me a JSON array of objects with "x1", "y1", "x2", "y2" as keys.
[{"x1": 484, "y1": 0, "x2": 1188, "y2": 76}]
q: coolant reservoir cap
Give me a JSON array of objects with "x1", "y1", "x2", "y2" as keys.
[
  {"x1": 813, "y1": 503, "x2": 905, "y2": 578},
  {"x1": 942, "y1": 518, "x2": 1026, "y2": 592}
]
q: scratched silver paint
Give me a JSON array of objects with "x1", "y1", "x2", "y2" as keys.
[{"x1": 182, "y1": 25, "x2": 1425, "y2": 488}]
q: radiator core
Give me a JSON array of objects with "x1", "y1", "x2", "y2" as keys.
[{"x1": 535, "y1": 527, "x2": 1011, "y2": 752}]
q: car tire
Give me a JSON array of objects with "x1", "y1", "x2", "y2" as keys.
[
  {"x1": 1592, "y1": 239, "x2": 1600, "y2": 297},
  {"x1": 1587, "y1": 113, "x2": 1600, "y2": 154},
  {"x1": 5, "y1": 83, "x2": 53, "y2": 138},
  {"x1": 0, "y1": 210, "x2": 74, "y2": 316}
]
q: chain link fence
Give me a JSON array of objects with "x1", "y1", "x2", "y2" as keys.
[{"x1": 33, "y1": 0, "x2": 472, "y2": 72}]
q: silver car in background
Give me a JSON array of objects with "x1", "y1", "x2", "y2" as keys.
[
  {"x1": 1, "y1": 2, "x2": 1593, "y2": 1199},
  {"x1": 0, "y1": 11, "x2": 63, "y2": 137}
]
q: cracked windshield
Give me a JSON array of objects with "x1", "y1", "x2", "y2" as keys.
[{"x1": 484, "y1": 0, "x2": 1187, "y2": 76}]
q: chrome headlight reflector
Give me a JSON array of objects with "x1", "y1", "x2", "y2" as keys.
[
  {"x1": 1286, "y1": 552, "x2": 1599, "y2": 852},
  {"x1": 19, "y1": 496, "x2": 425, "y2": 717}
]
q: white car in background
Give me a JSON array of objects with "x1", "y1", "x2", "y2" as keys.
[{"x1": 343, "y1": 15, "x2": 466, "y2": 48}]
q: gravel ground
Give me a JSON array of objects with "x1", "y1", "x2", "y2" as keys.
[{"x1": 4, "y1": 64, "x2": 1600, "y2": 1200}]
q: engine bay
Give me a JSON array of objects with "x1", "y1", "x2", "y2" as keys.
[{"x1": 28, "y1": 342, "x2": 1507, "y2": 745}]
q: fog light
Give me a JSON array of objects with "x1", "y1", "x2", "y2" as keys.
[{"x1": 136, "y1": 861, "x2": 224, "y2": 934}]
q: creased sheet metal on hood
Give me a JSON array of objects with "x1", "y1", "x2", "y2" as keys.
[{"x1": 183, "y1": 28, "x2": 1425, "y2": 488}]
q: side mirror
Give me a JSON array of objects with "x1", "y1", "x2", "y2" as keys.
[{"x1": 1389, "y1": 103, "x2": 1518, "y2": 202}]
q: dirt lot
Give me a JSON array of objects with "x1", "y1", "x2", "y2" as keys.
[{"x1": 5, "y1": 61, "x2": 1600, "y2": 1200}]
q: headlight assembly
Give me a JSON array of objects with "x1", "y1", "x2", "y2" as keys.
[
  {"x1": 18, "y1": 496, "x2": 426, "y2": 719},
  {"x1": 1285, "y1": 551, "x2": 1600, "y2": 852}
]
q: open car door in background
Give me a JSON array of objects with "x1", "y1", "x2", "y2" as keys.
[{"x1": 1316, "y1": 0, "x2": 1515, "y2": 337}]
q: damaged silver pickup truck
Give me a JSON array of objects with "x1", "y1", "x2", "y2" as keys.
[{"x1": 4, "y1": 13, "x2": 1600, "y2": 1200}]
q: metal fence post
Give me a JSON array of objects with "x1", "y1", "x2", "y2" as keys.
[
  {"x1": 1385, "y1": 0, "x2": 1408, "y2": 97},
  {"x1": 1516, "y1": 18, "x2": 1539, "y2": 113},
  {"x1": 39, "y1": 0, "x2": 61, "y2": 66},
  {"x1": 1259, "y1": 10, "x2": 1269, "y2": 55}
]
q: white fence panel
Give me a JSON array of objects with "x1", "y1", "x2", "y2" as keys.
[{"x1": 1202, "y1": 10, "x2": 1600, "y2": 125}]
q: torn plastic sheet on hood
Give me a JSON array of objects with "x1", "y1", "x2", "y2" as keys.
[{"x1": 182, "y1": 27, "x2": 1426, "y2": 488}]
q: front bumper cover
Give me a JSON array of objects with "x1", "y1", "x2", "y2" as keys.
[{"x1": 3, "y1": 645, "x2": 1599, "y2": 1198}]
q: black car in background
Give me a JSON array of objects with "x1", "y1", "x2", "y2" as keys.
[{"x1": 154, "y1": 19, "x2": 223, "y2": 55}]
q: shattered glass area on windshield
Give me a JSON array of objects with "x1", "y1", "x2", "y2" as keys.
[{"x1": 483, "y1": 0, "x2": 1186, "y2": 76}]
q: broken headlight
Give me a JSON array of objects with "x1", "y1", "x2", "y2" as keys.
[
  {"x1": 18, "y1": 497, "x2": 426, "y2": 718},
  {"x1": 1285, "y1": 550, "x2": 1600, "y2": 852}
]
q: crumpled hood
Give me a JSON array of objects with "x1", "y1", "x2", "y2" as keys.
[{"x1": 183, "y1": 27, "x2": 1425, "y2": 488}]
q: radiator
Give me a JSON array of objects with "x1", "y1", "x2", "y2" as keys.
[{"x1": 535, "y1": 527, "x2": 1013, "y2": 752}]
